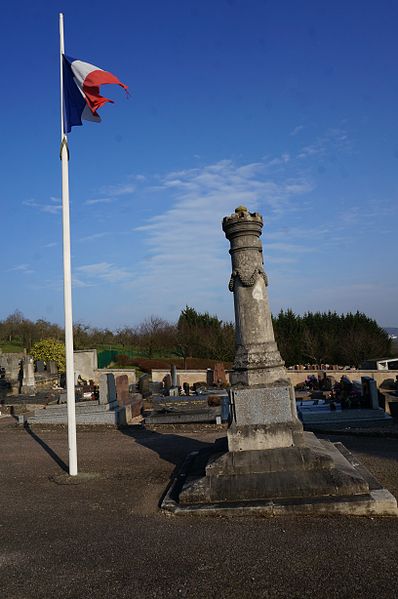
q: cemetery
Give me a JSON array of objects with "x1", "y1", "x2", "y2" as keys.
[
  {"x1": 1, "y1": 206, "x2": 398, "y2": 599},
  {"x1": 3, "y1": 5, "x2": 398, "y2": 598}
]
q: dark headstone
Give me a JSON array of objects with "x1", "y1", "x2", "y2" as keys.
[
  {"x1": 213, "y1": 362, "x2": 227, "y2": 386},
  {"x1": 138, "y1": 374, "x2": 150, "y2": 397},
  {"x1": 116, "y1": 374, "x2": 129, "y2": 407},
  {"x1": 99, "y1": 373, "x2": 117, "y2": 405},
  {"x1": 163, "y1": 374, "x2": 172, "y2": 390},
  {"x1": 48, "y1": 361, "x2": 58, "y2": 375},
  {"x1": 36, "y1": 360, "x2": 45, "y2": 373},
  {"x1": 171, "y1": 364, "x2": 178, "y2": 387},
  {"x1": 131, "y1": 397, "x2": 144, "y2": 418}
]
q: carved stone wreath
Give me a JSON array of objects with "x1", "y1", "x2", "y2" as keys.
[{"x1": 228, "y1": 268, "x2": 268, "y2": 292}]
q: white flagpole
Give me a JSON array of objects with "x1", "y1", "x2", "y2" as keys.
[{"x1": 59, "y1": 13, "x2": 78, "y2": 476}]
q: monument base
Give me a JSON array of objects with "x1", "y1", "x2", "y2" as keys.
[
  {"x1": 161, "y1": 433, "x2": 398, "y2": 517},
  {"x1": 228, "y1": 385, "x2": 304, "y2": 450}
]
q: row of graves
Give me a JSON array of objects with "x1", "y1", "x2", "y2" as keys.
[
  {"x1": 0, "y1": 354, "x2": 60, "y2": 398},
  {"x1": 296, "y1": 372, "x2": 398, "y2": 426},
  {"x1": 144, "y1": 363, "x2": 230, "y2": 426},
  {"x1": 0, "y1": 349, "x2": 143, "y2": 425},
  {"x1": 20, "y1": 372, "x2": 143, "y2": 426},
  {"x1": 140, "y1": 361, "x2": 398, "y2": 428}
]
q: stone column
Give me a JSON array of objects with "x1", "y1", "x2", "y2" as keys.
[
  {"x1": 171, "y1": 364, "x2": 178, "y2": 388},
  {"x1": 223, "y1": 206, "x2": 287, "y2": 386},
  {"x1": 222, "y1": 206, "x2": 302, "y2": 451},
  {"x1": 21, "y1": 356, "x2": 36, "y2": 395}
]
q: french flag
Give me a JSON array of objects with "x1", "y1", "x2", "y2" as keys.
[{"x1": 62, "y1": 55, "x2": 128, "y2": 133}]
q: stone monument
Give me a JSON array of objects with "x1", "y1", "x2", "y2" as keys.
[
  {"x1": 223, "y1": 206, "x2": 302, "y2": 452},
  {"x1": 21, "y1": 356, "x2": 36, "y2": 395},
  {"x1": 162, "y1": 206, "x2": 397, "y2": 516}
]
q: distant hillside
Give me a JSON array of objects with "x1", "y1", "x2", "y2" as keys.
[{"x1": 385, "y1": 327, "x2": 398, "y2": 338}]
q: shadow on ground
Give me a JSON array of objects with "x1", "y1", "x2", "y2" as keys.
[
  {"x1": 119, "y1": 425, "x2": 219, "y2": 468},
  {"x1": 23, "y1": 422, "x2": 68, "y2": 472}
]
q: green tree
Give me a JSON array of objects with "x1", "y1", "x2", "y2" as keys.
[
  {"x1": 273, "y1": 309, "x2": 303, "y2": 365},
  {"x1": 177, "y1": 306, "x2": 235, "y2": 361}
]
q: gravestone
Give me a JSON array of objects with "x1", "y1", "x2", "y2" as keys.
[
  {"x1": 163, "y1": 374, "x2": 172, "y2": 391},
  {"x1": 213, "y1": 362, "x2": 227, "y2": 387},
  {"x1": 99, "y1": 373, "x2": 117, "y2": 405},
  {"x1": 48, "y1": 361, "x2": 58, "y2": 375},
  {"x1": 168, "y1": 206, "x2": 398, "y2": 516},
  {"x1": 36, "y1": 360, "x2": 45, "y2": 373},
  {"x1": 21, "y1": 356, "x2": 36, "y2": 395},
  {"x1": 115, "y1": 374, "x2": 129, "y2": 407},
  {"x1": 138, "y1": 373, "x2": 150, "y2": 397},
  {"x1": 171, "y1": 364, "x2": 178, "y2": 388},
  {"x1": 362, "y1": 376, "x2": 379, "y2": 410}
]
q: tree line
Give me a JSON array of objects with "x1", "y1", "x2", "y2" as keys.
[
  {"x1": 272, "y1": 309, "x2": 392, "y2": 366},
  {"x1": 0, "y1": 307, "x2": 393, "y2": 367}
]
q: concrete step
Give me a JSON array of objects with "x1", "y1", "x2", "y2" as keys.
[
  {"x1": 25, "y1": 411, "x2": 119, "y2": 425},
  {"x1": 41, "y1": 401, "x2": 118, "y2": 415},
  {"x1": 45, "y1": 400, "x2": 100, "y2": 409},
  {"x1": 145, "y1": 408, "x2": 221, "y2": 425},
  {"x1": 300, "y1": 410, "x2": 392, "y2": 426}
]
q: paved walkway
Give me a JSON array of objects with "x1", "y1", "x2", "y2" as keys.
[{"x1": 1, "y1": 419, "x2": 398, "y2": 598}]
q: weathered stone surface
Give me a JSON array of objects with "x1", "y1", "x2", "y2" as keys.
[
  {"x1": 99, "y1": 373, "x2": 117, "y2": 405},
  {"x1": 227, "y1": 386, "x2": 303, "y2": 450},
  {"x1": 171, "y1": 364, "x2": 178, "y2": 388},
  {"x1": 21, "y1": 356, "x2": 36, "y2": 394},
  {"x1": 179, "y1": 433, "x2": 374, "y2": 504},
  {"x1": 48, "y1": 361, "x2": 58, "y2": 375},
  {"x1": 222, "y1": 206, "x2": 302, "y2": 451},
  {"x1": 138, "y1": 373, "x2": 150, "y2": 397},
  {"x1": 222, "y1": 207, "x2": 286, "y2": 387},
  {"x1": 163, "y1": 373, "x2": 172, "y2": 390},
  {"x1": 131, "y1": 397, "x2": 144, "y2": 418},
  {"x1": 213, "y1": 362, "x2": 227, "y2": 386},
  {"x1": 115, "y1": 374, "x2": 129, "y2": 407}
]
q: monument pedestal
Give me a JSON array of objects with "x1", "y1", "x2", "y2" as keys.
[
  {"x1": 227, "y1": 385, "x2": 304, "y2": 451},
  {"x1": 160, "y1": 206, "x2": 397, "y2": 517},
  {"x1": 162, "y1": 431, "x2": 398, "y2": 515}
]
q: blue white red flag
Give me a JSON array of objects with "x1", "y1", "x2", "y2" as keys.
[{"x1": 62, "y1": 55, "x2": 128, "y2": 133}]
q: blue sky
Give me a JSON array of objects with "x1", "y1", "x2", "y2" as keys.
[{"x1": 1, "y1": 0, "x2": 397, "y2": 329}]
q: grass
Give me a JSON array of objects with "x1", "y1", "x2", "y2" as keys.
[{"x1": 0, "y1": 342, "x2": 24, "y2": 353}]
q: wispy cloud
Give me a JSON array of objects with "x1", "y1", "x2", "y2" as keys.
[
  {"x1": 130, "y1": 157, "x2": 315, "y2": 317},
  {"x1": 23, "y1": 197, "x2": 62, "y2": 215},
  {"x1": 78, "y1": 232, "x2": 112, "y2": 242},
  {"x1": 84, "y1": 182, "x2": 136, "y2": 206},
  {"x1": 290, "y1": 125, "x2": 304, "y2": 136},
  {"x1": 297, "y1": 127, "x2": 351, "y2": 160},
  {"x1": 84, "y1": 198, "x2": 116, "y2": 206},
  {"x1": 76, "y1": 262, "x2": 133, "y2": 284},
  {"x1": 100, "y1": 183, "x2": 135, "y2": 196},
  {"x1": 6, "y1": 264, "x2": 35, "y2": 274}
]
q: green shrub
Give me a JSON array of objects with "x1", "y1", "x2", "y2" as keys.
[{"x1": 30, "y1": 338, "x2": 66, "y2": 372}]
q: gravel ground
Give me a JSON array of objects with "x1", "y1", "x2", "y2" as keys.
[{"x1": 1, "y1": 418, "x2": 398, "y2": 599}]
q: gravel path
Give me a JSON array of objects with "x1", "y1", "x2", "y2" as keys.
[{"x1": 1, "y1": 420, "x2": 398, "y2": 599}]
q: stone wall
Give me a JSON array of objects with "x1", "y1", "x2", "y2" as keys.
[
  {"x1": 74, "y1": 349, "x2": 98, "y2": 383},
  {"x1": 98, "y1": 368, "x2": 136, "y2": 386},
  {"x1": 151, "y1": 369, "x2": 230, "y2": 386},
  {"x1": 288, "y1": 369, "x2": 398, "y2": 387},
  {"x1": 151, "y1": 368, "x2": 396, "y2": 389},
  {"x1": 74, "y1": 349, "x2": 136, "y2": 385}
]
